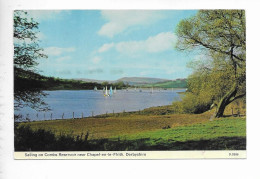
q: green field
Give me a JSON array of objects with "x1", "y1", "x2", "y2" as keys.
[
  {"x1": 15, "y1": 108, "x2": 246, "y2": 151},
  {"x1": 115, "y1": 117, "x2": 246, "y2": 150},
  {"x1": 142, "y1": 79, "x2": 187, "y2": 88}
]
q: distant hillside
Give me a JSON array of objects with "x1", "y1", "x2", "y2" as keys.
[
  {"x1": 116, "y1": 77, "x2": 169, "y2": 85},
  {"x1": 74, "y1": 78, "x2": 114, "y2": 84},
  {"x1": 74, "y1": 77, "x2": 170, "y2": 86},
  {"x1": 142, "y1": 78, "x2": 187, "y2": 88}
]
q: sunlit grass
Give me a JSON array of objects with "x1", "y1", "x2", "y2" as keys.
[
  {"x1": 116, "y1": 117, "x2": 246, "y2": 143},
  {"x1": 20, "y1": 110, "x2": 213, "y2": 139},
  {"x1": 19, "y1": 109, "x2": 245, "y2": 142},
  {"x1": 16, "y1": 107, "x2": 246, "y2": 150}
]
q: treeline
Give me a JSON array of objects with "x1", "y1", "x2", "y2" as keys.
[
  {"x1": 15, "y1": 68, "x2": 130, "y2": 91},
  {"x1": 41, "y1": 77, "x2": 130, "y2": 90}
]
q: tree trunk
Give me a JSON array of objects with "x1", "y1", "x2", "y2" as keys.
[{"x1": 215, "y1": 83, "x2": 238, "y2": 118}]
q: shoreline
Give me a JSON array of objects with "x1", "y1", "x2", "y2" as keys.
[
  {"x1": 42, "y1": 87, "x2": 187, "y2": 91},
  {"x1": 15, "y1": 104, "x2": 176, "y2": 123}
]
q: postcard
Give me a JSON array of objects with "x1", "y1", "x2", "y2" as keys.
[{"x1": 13, "y1": 9, "x2": 246, "y2": 159}]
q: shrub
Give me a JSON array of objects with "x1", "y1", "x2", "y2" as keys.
[{"x1": 172, "y1": 92, "x2": 211, "y2": 114}]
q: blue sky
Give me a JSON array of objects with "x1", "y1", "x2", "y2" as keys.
[{"x1": 27, "y1": 10, "x2": 198, "y2": 80}]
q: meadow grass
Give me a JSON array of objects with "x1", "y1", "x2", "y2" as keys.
[
  {"x1": 20, "y1": 111, "x2": 213, "y2": 139},
  {"x1": 15, "y1": 105, "x2": 246, "y2": 151},
  {"x1": 15, "y1": 116, "x2": 246, "y2": 151},
  {"x1": 114, "y1": 117, "x2": 246, "y2": 144}
]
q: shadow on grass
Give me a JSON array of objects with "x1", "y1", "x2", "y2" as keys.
[{"x1": 15, "y1": 125, "x2": 246, "y2": 151}]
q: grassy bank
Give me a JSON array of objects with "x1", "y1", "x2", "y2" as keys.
[
  {"x1": 115, "y1": 117, "x2": 246, "y2": 150},
  {"x1": 141, "y1": 79, "x2": 187, "y2": 88},
  {"x1": 18, "y1": 111, "x2": 213, "y2": 140},
  {"x1": 15, "y1": 107, "x2": 246, "y2": 151}
]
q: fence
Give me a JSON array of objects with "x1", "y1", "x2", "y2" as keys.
[{"x1": 15, "y1": 108, "x2": 140, "y2": 122}]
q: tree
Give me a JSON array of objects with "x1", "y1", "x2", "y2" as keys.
[
  {"x1": 14, "y1": 10, "x2": 48, "y2": 112},
  {"x1": 176, "y1": 10, "x2": 246, "y2": 117}
]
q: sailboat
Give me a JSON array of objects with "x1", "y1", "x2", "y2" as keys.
[
  {"x1": 114, "y1": 87, "x2": 117, "y2": 94},
  {"x1": 109, "y1": 86, "x2": 113, "y2": 96},
  {"x1": 104, "y1": 86, "x2": 108, "y2": 96},
  {"x1": 94, "y1": 86, "x2": 97, "y2": 91},
  {"x1": 135, "y1": 87, "x2": 137, "y2": 91},
  {"x1": 139, "y1": 87, "x2": 142, "y2": 92}
]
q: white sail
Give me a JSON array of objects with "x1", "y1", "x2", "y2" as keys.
[
  {"x1": 114, "y1": 87, "x2": 116, "y2": 93},
  {"x1": 109, "y1": 86, "x2": 113, "y2": 96}
]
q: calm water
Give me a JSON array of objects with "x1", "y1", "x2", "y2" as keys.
[{"x1": 15, "y1": 89, "x2": 185, "y2": 121}]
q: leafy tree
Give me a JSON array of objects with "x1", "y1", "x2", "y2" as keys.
[
  {"x1": 176, "y1": 10, "x2": 246, "y2": 117},
  {"x1": 114, "y1": 81, "x2": 125, "y2": 89},
  {"x1": 101, "y1": 81, "x2": 109, "y2": 87},
  {"x1": 14, "y1": 10, "x2": 48, "y2": 112}
]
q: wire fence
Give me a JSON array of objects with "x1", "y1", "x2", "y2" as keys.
[{"x1": 14, "y1": 109, "x2": 139, "y2": 122}]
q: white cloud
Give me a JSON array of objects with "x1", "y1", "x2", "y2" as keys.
[
  {"x1": 92, "y1": 56, "x2": 102, "y2": 64},
  {"x1": 44, "y1": 47, "x2": 75, "y2": 56},
  {"x1": 98, "y1": 10, "x2": 164, "y2": 38},
  {"x1": 98, "y1": 32, "x2": 177, "y2": 54},
  {"x1": 145, "y1": 32, "x2": 177, "y2": 52},
  {"x1": 98, "y1": 43, "x2": 115, "y2": 53}
]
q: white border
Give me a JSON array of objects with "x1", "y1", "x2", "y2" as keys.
[
  {"x1": 14, "y1": 151, "x2": 247, "y2": 159},
  {"x1": 1, "y1": 0, "x2": 260, "y2": 179}
]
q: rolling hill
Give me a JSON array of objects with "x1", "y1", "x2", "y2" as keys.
[
  {"x1": 141, "y1": 78, "x2": 187, "y2": 88},
  {"x1": 73, "y1": 77, "x2": 187, "y2": 88},
  {"x1": 116, "y1": 77, "x2": 169, "y2": 85},
  {"x1": 74, "y1": 77, "x2": 169, "y2": 85}
]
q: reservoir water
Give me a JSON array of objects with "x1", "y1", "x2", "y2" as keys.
[{"x1": 15, "y1": 89, "x2": 185, "y2": 121}]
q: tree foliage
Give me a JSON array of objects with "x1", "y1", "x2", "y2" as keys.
[
  {"x1": 14, "y1": 10, "x2": 48, "y2": 111},
  {"x1": 175, "y1": 10, "x2": 246, "y2": 117}
]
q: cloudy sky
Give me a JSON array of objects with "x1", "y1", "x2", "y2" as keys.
[{"x1": 27, "y1": 10, "x2": 198, "y2": 80}]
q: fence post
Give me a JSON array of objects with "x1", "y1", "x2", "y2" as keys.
[
  {"x1": 44, "y1": 113, "x2": 45, "y2": 120},
  {"x1": 92, "y1": 111, "x2": 94, "y2": 117},
  {"x1": 62, "y1": 113, "x2": 64, "y2": 119},
  {"x1": 106, "y1": 111, "x2": 108, "y2": 117},
  {"x1": 73, "y1": 112, "x2": 74, "y2": 119},
  {"x1": 231, "y1": 108, "x2": 233, "y2": 116},
  {"x1": 51, "y1": 113, "x2": 52, "y2": 120},
  {"x1": 82, "y1": 112, "x2": 83, "y2": 119},
  {"x1": 237, "y1": 108, "x2": 240, "y2": 117},
  {"x1": 36, "y1": 113, "x2": 38, "y2": 120}
]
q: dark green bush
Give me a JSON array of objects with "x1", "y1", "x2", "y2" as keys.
[{"x1": 172, "y1": 92, "x2": 211, "y2": 114}]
